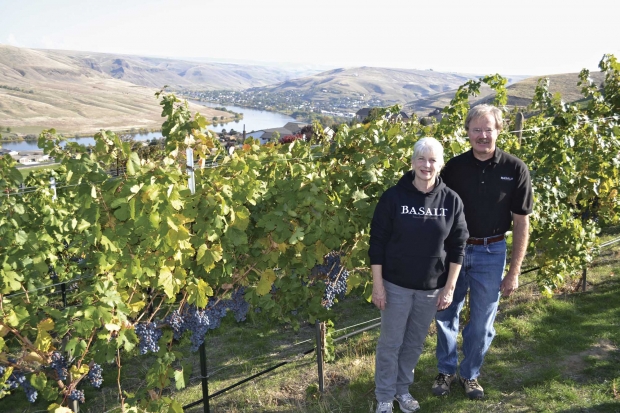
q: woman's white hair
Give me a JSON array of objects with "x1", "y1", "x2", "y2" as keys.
[{"x1": 411, "y1": 137, "x2": 445, "y2": 175}]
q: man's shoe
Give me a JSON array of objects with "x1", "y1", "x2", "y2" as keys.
[
  {"x1": 375, "y1": 401, "x2": 393, "y2": 413},
  {"x1": 460, "y1": 377, "x2": 484, "y2": 400},
  {"x1": 394, "y1": 393, "x2": 420, "y2": 412},
  {"x1": 431, "y1": 373, "x2": 456, "y2": 396}
]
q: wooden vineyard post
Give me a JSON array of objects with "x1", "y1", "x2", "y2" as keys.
[
  {"x1": 581, "y1": 267, "x2": 587, "y2": 292},
  {"x1": 514, "y1": 112, "x2": 524, "y2": 145}
]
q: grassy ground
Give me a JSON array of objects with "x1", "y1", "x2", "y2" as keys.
[
  {"x1": 2, "y1": 229, "x2": 619, "y2": 412},
  {"x1": 16, "y1": 163, "x2": 58, "y2": 179}
]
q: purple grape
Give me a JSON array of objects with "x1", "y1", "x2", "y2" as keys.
[
  {"x1": 51, "y1": 351, "x2": 68, "y2": 381},
  {"x1": 69, "y1": 389, "x2": 85, "y2": 403},
  {"x1": 3, "y1": 368, "x2": 38, "y2": 403},
  {"x1": 87, "y1": 363, "x2": 103, "y2": 388},
  {"x1": 135, "y1": 322, "x2": 163, "y2": 354},
  {"x1": 164, "y1": 309, "x2": 186, "y2": 340},
  {"x1": 316, "y1": 251, "x2": 350, "y2": 309}
]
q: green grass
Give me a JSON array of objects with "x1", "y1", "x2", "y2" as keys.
[
  {"x1": 2, "y1": 229, "x2": 619, "y2": 412},
  {"x1": 17, "y1": 163, "x2": 58, "y2": 178}
]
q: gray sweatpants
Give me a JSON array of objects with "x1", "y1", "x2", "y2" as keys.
[{"x1": 375, "y1": 280, "x2": 440, "y2": 402}]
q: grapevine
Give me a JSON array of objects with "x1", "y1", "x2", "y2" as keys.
[{"x1": 0, "y1": 56, "x2": 618, "y2": 411}]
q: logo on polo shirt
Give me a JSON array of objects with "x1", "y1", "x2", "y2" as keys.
[{"x1": 501, "y1": 176, "x2": 514, "y2": 181}]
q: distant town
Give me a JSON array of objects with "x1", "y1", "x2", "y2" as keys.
[{"x1": 182, "y1": 89, "x2": 388, "y2": 121}]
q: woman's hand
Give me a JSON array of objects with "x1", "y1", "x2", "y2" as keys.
[
  {"x1": 372, "y1": 284, "x2": 387, "y2": 310},
  {"x1": 436, "y1": 287, "x2": 454, "y2": 311}
]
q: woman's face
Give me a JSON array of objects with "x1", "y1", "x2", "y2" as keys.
[{"x1": 412, "y1": 150, "x2": 440, "y2": 181}]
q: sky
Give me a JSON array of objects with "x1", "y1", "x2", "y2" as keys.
[{"x1": 1, "y1": 0, "x2": 618, "y2": 76}]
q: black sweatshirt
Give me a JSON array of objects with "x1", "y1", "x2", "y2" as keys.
[{"x1": 368, "y1": 171, "x2": 469, "y2": 290}]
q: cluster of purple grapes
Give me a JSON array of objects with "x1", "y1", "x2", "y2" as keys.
[
  {"x1": 135, "y1": 322, "x2": 164, "y2": 355},
  {"x1": 0, "y1": 366, "x2": 38, "y2": 403},
  {"x1": 314, "y1": 251, "x2": 350, "y2": 309},
  {"x1": 229, "y1": 288, "x2": 250, "y2": 322},
  {"x1": 159, "y1": 288, "x2": 250, "y2": 351},
  {"x1": 69, "y1": 389, "x2": 85, "y2": 403},
  {"x1": 50, "y1": 351, "x2": 68, "y2": 381},
  {"x1": 164, "y1": 309, "x2": 185, "y2": 340},
  {"x1": 186, "y1": 306, "x2": 213, "y2": 351},
  {"x1": 87, "y1": 363, "x2": 103, "y2": 388},
  {"x1": 48, "y1": 264, "x2": 58, "y2": 280},
  {"x1": 0, "y1": 355, "x2": 103, "y2": 404}
]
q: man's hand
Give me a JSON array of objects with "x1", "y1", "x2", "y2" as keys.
[
  {"x1": 372, "y1": 285, "x2": 387, "y2": 310},
  {"x1": 502, "y1": 214, "x2": 529, "y2": 297},
  {"x1": 500, "y1": 270, "x2": 519, "y2": 297}
]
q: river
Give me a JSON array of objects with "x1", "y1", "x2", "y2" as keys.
[
  {"x1": 1, "y1": 101, "x2": 296, "y2": 152},
  {"x1": 192, "y1": 101, "x2": 297, "y2": 134}
]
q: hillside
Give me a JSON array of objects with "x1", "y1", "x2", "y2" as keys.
[
  {"x1": 0, "y1": 45, "x2": 234, "y2": 134},
  {"x1": 475, "y1": 71, "x2": 606, "y2": 107},
  {"x1": 407, "y1": 72, "x2": 606, "y2": 117},
  {"x1": 40, "y1": 49, "x2": 315, "y2": 90},
  {"x1": 248, "y1": 67, "x2": 483, "y2": 106}
]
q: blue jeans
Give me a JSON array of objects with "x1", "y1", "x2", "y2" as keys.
[
  {"x1": 375, "y1": 280, "x2": 440, "y2": 402},
  {"x1": 435, "y1": 240, "x2": 506, "y2": 380}
]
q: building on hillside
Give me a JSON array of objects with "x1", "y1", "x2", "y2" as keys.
[
  {"x1": 420, "y1": 108, "x2": 443, "y2": 126},
  {"x1": 387, "y1": 111, "x2": 410, "y2": 122},
  {"x1": 356, "y1": 108, "x2": 372, "y2": 122},
  {"x1": 249, "y1": 121, "x2": 310, "y2": 144},
  {"x1": 0, "y1": 148, "x2": 19, "y2": 156},
  {"x1": 16, "y1": 151, "x2": 50, "y2": 164},
  {"x1": 356, "y1": 107, "x2": 411, "y2": 123}
]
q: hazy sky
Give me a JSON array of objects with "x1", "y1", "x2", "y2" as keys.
[{"x1": 1, "y1": 0, "x2": 618, "y2": 76}]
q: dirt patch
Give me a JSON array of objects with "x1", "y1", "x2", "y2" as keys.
[{"x1": 560, "y1": 338, "x2": 618, "y2": 377}]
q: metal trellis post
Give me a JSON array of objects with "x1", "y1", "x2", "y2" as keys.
[
  {"x1": 315, "y1": 320, "x2": 325, "y2": 392},
  {"x1": 199, "y1": 343, "x2": 210, "y2": 413}
]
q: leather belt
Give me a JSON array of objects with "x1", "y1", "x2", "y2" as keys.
[{"x1": 466, "y1": 234, "x2": 505, "y2": 245}]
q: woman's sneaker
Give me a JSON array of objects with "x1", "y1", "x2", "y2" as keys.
[
  {"x1": 394, "y1": 393, "x2": 420, "y2": 412},
  {"x1": 460, "y1": 377, "x2": 484, "y2": 399},
  {"x1": 375, "y1": 401, "x2": 393, "y2": 413},
  {"x1": 431, "y1": 373, "x2": 456, "y2": 396}
]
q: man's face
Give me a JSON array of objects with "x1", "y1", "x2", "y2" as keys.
[{"x1": 468, "y1": 114, "x2": 498, "y2": 160}]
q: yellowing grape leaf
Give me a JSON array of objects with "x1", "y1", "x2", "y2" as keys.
[{"x1": 256, "y1": 269, "x2": 276, "y2": 296}]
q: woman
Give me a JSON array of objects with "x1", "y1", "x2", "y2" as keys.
[{"x1": 369, "y1": 137, "x2": 468, "y2": 413}]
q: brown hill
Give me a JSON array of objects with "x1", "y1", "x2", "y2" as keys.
[
  {"x1": 407, "y1": 72, "x2": 606, "y2": 117},
  {"x1": 476, "y1": 72, "x2": 606, "y2": 107},
  {"x1": 249, "y1": 67, "x2": 483, "y2": 105},
  {"x1": 40, "y1": 49, "x2": 308, "y2": 90},
  {"x1": 0, "y1": 45, "x2": 232, "y2": 134}
]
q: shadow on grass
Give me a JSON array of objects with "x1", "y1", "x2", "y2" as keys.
[
  {"x1": 485, "y1": 277, "x2": 620, "y2": 411},
  {"x1": 556, "y1": 402, "x2": 620, "y2": 413}
]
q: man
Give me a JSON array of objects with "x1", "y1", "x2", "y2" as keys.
[{"x1": 432, "y1": 104, "x2": 533, "y2": 400}]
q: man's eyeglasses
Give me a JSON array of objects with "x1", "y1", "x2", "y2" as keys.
[{"x1": 470, "y1": 128, "x2": 496, "y2": 134}]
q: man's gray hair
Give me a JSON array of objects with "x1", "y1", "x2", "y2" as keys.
[
  {"x1": 412, "y1": 137, "x2": 445, "y2": 173},
  {"x1": 465, "y1": 104, "x2": 503, "y2": 131}
]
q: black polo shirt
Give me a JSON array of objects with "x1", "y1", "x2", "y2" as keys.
[{"x1": 441, "y1": 148, "x2": 533, "y2": 238}]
